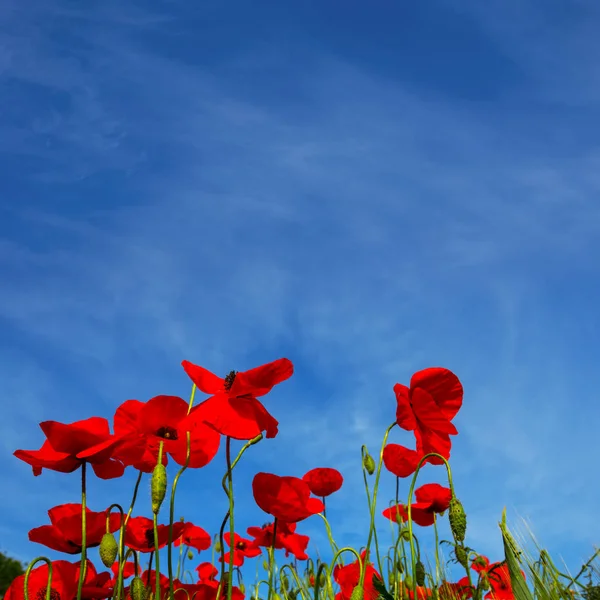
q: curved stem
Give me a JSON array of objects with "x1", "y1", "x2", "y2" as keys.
[{"x1": 23, "y1": 557, "x2": 53, "y2": 600}]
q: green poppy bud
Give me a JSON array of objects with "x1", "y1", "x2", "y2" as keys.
[
  {"x1": 187, "y1": 550, "x2": 194, "y2": 560},
  {"x1": 363, "y1": 453, "x2": 376, "y2": 475},
  {"x1": 99, "y1": 532, "x2": 118, "y2": 567},
  {"x1": 130, "y1": 576, "x2": 148, "y2": 600},
  {"x1": 404, "y1": 575, "x2": 414, "y2": 591},
  {"x1": 397, "y1": 559, "x2": 404, "y2": 574},
  {"x1": 415, "y1": 561, "x2": 425, "y2": 587},
  {"x1": 350, "y1": 585, "x2": 364, "y2": 600},
  {"x1": 400, "y1": 527, "x2": 412, "y2": 542},
  {"x1": 151, "y1": 464, "x2": 168, "y2": 514},
  {"x1": 448, "y1": 496, "x2": 467, "y2": 543},
  {"x1": 455, "y1": 545, "x2": 468, "y2": 569}
]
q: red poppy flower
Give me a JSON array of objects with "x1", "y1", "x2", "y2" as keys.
[
  {"x1": 14, "y1": 417, "x2": 125, "y2": 479},
  {"x1": 124, "y1": 516, "x2": 185, "y2": 553},
  {"x1": 196, "y1": 562, "x2": 218, "y2": 582},
  {"x1": 382, "y1": 483, "x2": 452, "y2": 527},
  {"x1": 438, "y1": 579, "x2": 474, "y2": 600},
  {"x1": 252, "y1": 473, "x2": 324, "y2": 523},
  {"x1": 220, "y1": 533, "x2": 262, "y2": 566},
  {"x1": 484, "y1": 562, "x2": 525, "y2": 600},
  {"x1": 109, "y1": 561, "x2": 136, "y2": 586},
  {"x1": 407, "y1": 587, "x2": 434, "y2": 600},
  {"x1": 135, "y1": 570, "x2": 173, "y2": 600},
  {"x1": 181, "y1": 358, "x2": 293, "y2": 440},
  {"x1": 28, "y1": 503, "x2": 121, "y2": 554},
  {"x1": 394, "y1": 368, "x2": 462, "y2": 464},
  {"x1": 173, "y1": 523, "x2": 211, "y2": 552},
  {"x1": 302, "y1": 468, "x2": 343, "y2": 497},
  {"x1": 333, "y1": 550, "x2": 380, "y2": 600},
  {"x1": 113, "y1": 396, "x2": 220, "y2": 470},
  {"x1": 4, "y1": 560, "x2": 112, "y2": 600},
  {"x1": 182, "y1": 580, "x2": 245, "y2": 600},
  {"x1": 246, "y1": 521, "x2": 309, "y2": 560}
]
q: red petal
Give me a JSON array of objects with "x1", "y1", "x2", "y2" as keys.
[
  {"x1": 14, "y1": 441, "x2": 80, "y2": 476},
  {"x1": 411, "y1": 388, "x2": 458, "y2": 434},
  {"x1": 169, "y1": 418, "x2": 220, "y2": 469},
  {"x1": 382, "y1": 444, "x2": 421, "y2": 478},
  {"x1": 40, "y1": 418, "x2": 112, "y2": 455},
  {"x1": 230, "y1": 358, "x2": 293, "y2": 398},
  {"x1": 181, "y1": 361, "x2": 225, "y2": 395},
  {"x1": 139, "y1": 395, "x2": 189, "y2": 435},
  {"x1": 91, "y1": 459, "x2": 125, "y2": 479},
  {"x1": 415, "y1": 428, "x2": 452, "y2": 464},
  {"x1": 394, "y1": 384, "x2": 417, "y2": 431},
  {"x1": 410, "y1": 368, "x2": 463, "y2": 422},
  {"x1": 113, "y1": 400, "x2": 145, "y2": 435}
]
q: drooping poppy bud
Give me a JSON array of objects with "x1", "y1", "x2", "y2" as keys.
[
  {"x1": 130, "y1": 576, "x2": 148, "y2": 600},
  {"x1": 397, "y1": 559, "x2": 404, "y2": 574},
  {"x1": 350, "y1": 585, "x2": 364, "y2": 600},
  {"x1": 404, "y1": 575, "x2": 414, "y2": 590},
  {"x1": 415, "y1": 561, "x2": 425, "y2": 587},
  {"x1": 363, "y1": 452, "x2": 376, "y2": 475},
  {"x1": 448, "y1": 497, "x2": 467, "y2": 543},
  {"x1": 151, "y1": 464, "x2": 168, "y2": 514},
  {"x1": 99, "y1": 532, "x2": 119, "y2": 567},
  {"x1": 400, "y1": 527, "x2": 411, "y2": 542},
  {"x1": 187, "y1": 550, "x2": 194, "y2": 560},
  {"x1": 455, "y1": 545, "x2": 468, "y2": 569}
]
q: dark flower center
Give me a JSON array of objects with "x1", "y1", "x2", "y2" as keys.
[
  {"x1": 36, "y1": 588, "x2": 61, "y2": 600},
  {"x1": 156, "y1": 426, "x2": 178, "y2": 440},
  {"x1": 224, "y1": 371, "x2": 237, "y2": 391},
  {"x1": 145, "y1": 528, "x2": 156, "y2": 548},
  {"x1": 235, "y1": 541, "x2": 247, "y2": 551}
]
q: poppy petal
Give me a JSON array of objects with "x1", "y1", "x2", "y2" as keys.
[
  {"x1": 410, "y1": 368, "x2": 463, "y2": 422},
  {"x1": 181, "y1": 361, "x2": 225, "y2": 395},
  {"x1": 229, "y1": 358, "x2": 293, "y2": 398}
]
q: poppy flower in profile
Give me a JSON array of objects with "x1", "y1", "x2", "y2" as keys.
[
  {"x1": 302, "y1": 467, "x2": 343, "y2": 497},
  {"x1": 438, "y1": 579, "x2": 473, "y2": 600},
  {"x1": 382, "y1": 483, "x2": 452, "y2": 527},
  {"x1": 14, "y1": 417, "x2": 125, "y2": 479},
  {"x1": 124, "y1": 516, "x2": 185, "y2": 553},
  {"x1": 394, "y1": 368, "x2": 463, "y2": 465},
  {"x1": 174, "y1": 523, "x2": 212, "y2": 553},
  {"x1": 246, "y1": 521, "x2": 309, "y2": 560},
  {"x1": 28, "y1": 503, "x2": 122, "y2": 554},
  {"x1": 4, "y1": 560, "x2": 112, "y2": 600},
  {"x1": 333, "y1": 550, "x2": 381, "y2": 600},
  {"x1": 182, "y1": 358, "x2": 293, "y2": 440},
  {"x1": 483, "y1": 561, "x2": 525, "y2": 600},
  {"x1": 113, "y1": 395, "x2": 220, "y2": 470},
  {"x1": 220, "y1": 533, "x2": 262, "y2": 566},
  {"x1": 252, "y1": 473, "x2": 324, "y2": 523}
]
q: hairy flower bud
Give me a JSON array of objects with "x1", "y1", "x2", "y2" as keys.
[
  {"x1": 400, "y1": 527, "x2": 412, "y2": 542},
  {"x1": 214, "y1": 537, "x2": 222, "y2": 553},
  {"x1": 130, "y1": 576, "x2": 148, "y2": 600},
  {"x1": 319, "y1": 570, "x2": 327, "y2": 587},
  {"x1": 480, "y1": 575, "x2": 490, "y2": 591},
  {"x1": 151, "y1": 463, "x2": 168, "y2": 514},
  {"x1": 187, "y1": 550, "x2": 194, "y2": 560},
  {"x1": 350, "y1": 585, "x2": 364, "y2": 600},
  {"x1": 99, "y1": 532, "x2": 118, "y2": 567},
  {"x1": 455, "y1": 545, "x2": 468, "y2": 569},
  {"x1": 404, "y1": 575, "x2": 414, "y2": 590},
  {"x1": 448, "y1": 496, "x2": 467, "y2": 543},
  {"x1": 415, "y1": 561, "x2": 425, "y2": 587},
  {"x1": 363, "y1": 452, "x2": 376, "y2": 475},
  {"x1": 397, "y1": 559, "x2": 404, "y2": 574},
  {"x1": 281, "y1": 575, "x2": 290, "y2": 592}
]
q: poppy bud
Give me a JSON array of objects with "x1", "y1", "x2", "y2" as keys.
[
  {"x1": 281, "y1": 575, "x2": 290, "y2": 592},
  {"x1": 319, "y1": 571, "x2": 327, "y2": 587},
  {"x1": 455, "y1": 545, "x2": 468, "y2": 569},
  {"x1": 99, "y1": 532, "x2": 118, "y2": 567},
  {"x1": 389, "y1": 573, "x2": 396, "y2": 587},
  {"x1": 448, "y1": 497, "x2": 467, "y2": 543},
  {"x1": 415, "y1": 561, "x2": 425, "y2": 587},
  {"x1": 187, "y1": 550, "x2": 194, "y2": 560},
  {"x1": 273, "y1": 594, "x2": 281, "y2": 600},
  {"x1": 214, "y1": 537, "x2": 222, "y2": 553},
  {"x1": 397, "y1": 559, "x2": 404, "y2": 574},
  {"x1": 363, "y1": 452, "x2": 376, "y2": 475},
  {"x1": 263, "y1": 560, "x2": 269, "y2": 571},
  {"x1": 404, "y1": 575, "x2": 414, "y2": 590},
  {"x1": 400, "y1": 527, "x2": 411, "y2": 542},
  {"x1": 480, "y1": 575, "x2": 490, "y2": 591},
  {"x1": 151, "y1": 464, "x2": 168, "y2": 514},
  {"x1": 240, "y1": 584, "x2": 246, "y2": 594},
  {"x1": 350, "y1": 585, "x2": 364, "y2": 600},
  {"x1": 130, "y1": 576, "x2": 148, "y2": 600}
]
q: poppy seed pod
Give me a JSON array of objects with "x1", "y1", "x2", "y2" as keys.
[
  {"x1": 415, "y1": 560, "x2": 425, "y2": 587},
  {"x1": 151, "y1": 463, "x2": 167, "y2": 514},
  {"x1": 99, "y1": 532, "x2": 118, "y2": 567},
  {"x1": 350, "y1": 585, "x2": 364, "y2": 600},
  {"x1": 130, "y1": 577, "x2": 148, "y2": 600},
  {"x1": 448, "y1": 497, "x2": 467, "y2": 543}
]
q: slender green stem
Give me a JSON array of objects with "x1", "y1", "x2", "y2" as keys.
[
  {"x1": 433, "y1": 514, "x2": 441, "y2": 584},
  {"x1": 76, "y1": 462, "x2": 88, "y2": 600},
  {"x1": 226, "y1": 437, "x2": 235, "y2": 600},
  {"x1": 266, "y1": 519, "x2": 278, "y2": 600},
  {"x1": 154, "y1": 443, "x2": 165, "y2": 600},
  {"x1": 106, "y1": 504, "x2": 125, "y2": 600},
  {"x1": 23, "y1": 557, "x2": 53, "y2": 600}
]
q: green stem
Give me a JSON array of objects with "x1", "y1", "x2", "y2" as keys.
[
  {"x1": 154, "y1": 443, "x2": 165, "y2": 600},
  {"x1": 23, "y1": 557, "x2": 53, "y2": 600},
  {"x1": 76, "y1": 462, "x2": 88, "y2": 600},
  {"x1": 266, "y1": 519, "x2": 278, "y2": 600}
]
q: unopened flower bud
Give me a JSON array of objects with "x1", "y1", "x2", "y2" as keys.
[
  {"x1": 415, "y1": 561, "x2": 425, "y2": 587},
  {"x1": 363, "y1": 453, "x2": 376, "y2": 475},
  {"x1": 187, "y1": 550, "x2": 194, "y2": 560},
  {"x1": 400, "y1": 527, "x2": 411, "y2": 542},
  {"x1": 455, "y1": 545, "x2": 468, "y2": 569},
  {"x1": 151, "y1": 464, "x2": 168, "y2": 514},
  {"x1": 480, "y1": 575, "x2": 490, "y2": 591},
  {"x1": 130, "y1": 576, "x2": 148, "y2": 600},
  {"x1": 240, "y1": 584, "x2": 246, "y2": 594},
  {"x1": 263, "y1": 559, "x2": 269, "y2": 571},
  {"x1": 350, "y1": 585, "x2": 364, "y2": 600},
  {"x1": 281, "y1": 575, "x2": 290, "y2": 592},
  {"x1": 397, "y1": 559, "x2": 404, "y2": 574},
  {"x1": 448, "y1": 497, "x2": 467, "y2": 543},
  {"x1": 99, "y1": 532, "x2": 118, "y2": 567},
  {"x1": 404, "y1": 575, "x2": 414, "y2": 590},
  {"x1": 214, "y1": 537, "x2": 222, "y2": 553},
  {"x1": 318, "y1": 570, "x2": 327, "y2": 587}
]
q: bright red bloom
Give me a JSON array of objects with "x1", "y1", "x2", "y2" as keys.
[
  {"x1": 252, "y1": 472, "x2": 324, "y2": 523},
  {"x1": 173, "y1": 522, "x2": 211, "y2": 552},
  {"x1": 438, "y1": 579, "x2": 474, "y2": 600},
  {"x1": 109, "y1": 561, "x2": 136, "y2": 586},
  {"x1": 246, "y1": 521, "x2": 309, "y2": 560},
  {"x1": 29, "y1": 504, "x2": 121, "y2": 554},
  {"x1": 484, "y1": 562, "x2": 525, "y2": 600},
  {"x1": 124, "y1": 516, "x2": 185, "y2": 553},
  {"x1": 394, "y1": 368, "x2": 462, "y2": 465},
  {"x1": 183, "y1": 580, "x2": 245, "y2": 600},
  {"x1": 196, "y1": 562, "x2": 218, "y2": 582},
  {"x1": 333, "y1": 551, "x2": 380, "y2": 600},
  {"x1": 302, "y1": 468, "x2": 343, "y2": 497},
  {"x1": 220, "y1": 533, "x2": 262, "y2": 566},
  {"x1": 4, "y1": 560, "x2": 112, "y2": 600},
  {"x1": 113, "y1": 395, "x2": 220, "y2": 470},
  {"x1": 135, "y1": 570, "x2": 172, "y2": 600},
  {"x1": 407, "y1": 587, "x2": 434, "y2": 600},
  {"x1": 383, "y1": 443, "x2": 425, "y2": 478},
  {"x1": 14, "y1": 417, "x2": 125, "y2": 479},
  {"x1": 182, "y1": 358, "x2": 293, "y2": 440},
  {"x1": 382, "y1": 483, "x2": 452, "y2": 527}
]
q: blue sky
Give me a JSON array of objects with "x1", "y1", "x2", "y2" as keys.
[{"x1": 1, "y1": 0, "x2": 599, "y2": 590}]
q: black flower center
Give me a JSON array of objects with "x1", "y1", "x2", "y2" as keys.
[
  {"x1": 156, "y1": 426, "x2": 178, "y2": 440},
  {"x1": 224, "y1": 370, "x2": 237, "y2": 391},
  {"x1": 235, "y1": 541, "x2": 247, "y2": 551},
  {"x1": 144, "y1": 528, "x2": 156, "y2": 548},
  {"x1": 36, "y1": 587, "x2": 61, "y2": 600}
]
